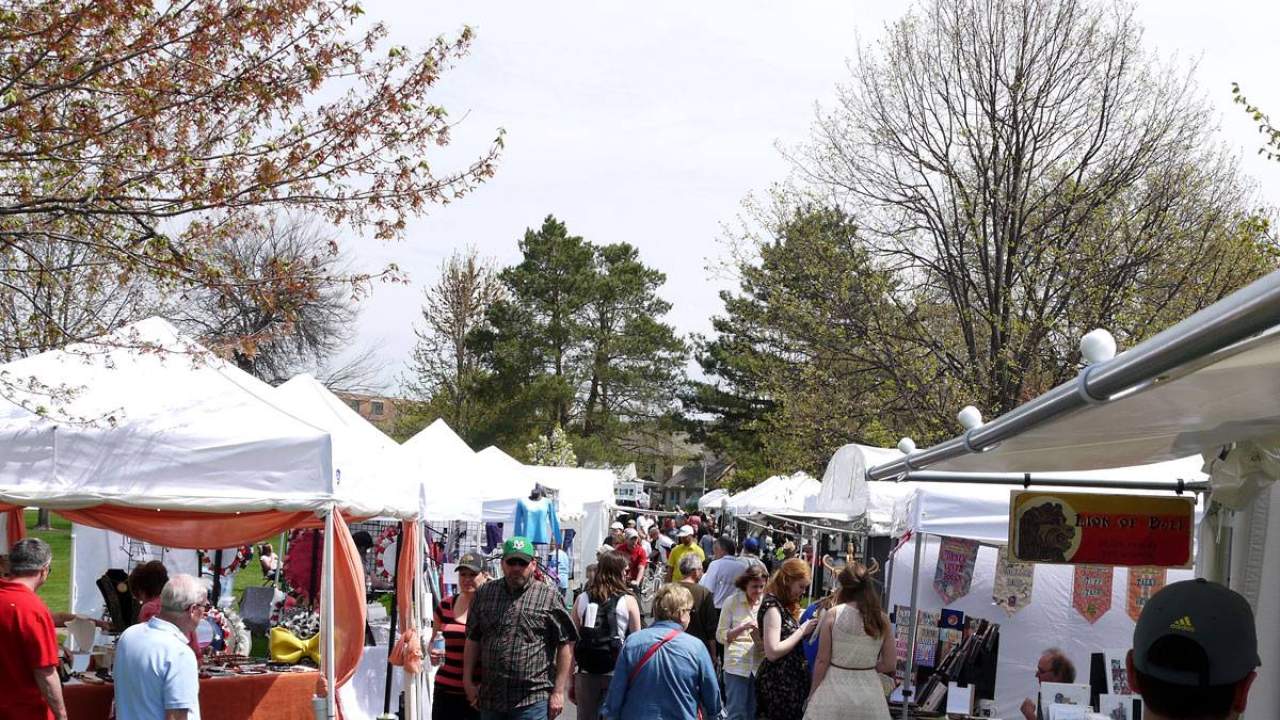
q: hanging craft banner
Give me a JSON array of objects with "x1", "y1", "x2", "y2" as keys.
[
  {"x1": 1126, "y1": 567, "x2": 1168, "y2": 621},
  {"x1": 933, "y1": 536, "x2": 979, "y2": 603},
  {"x1": 1009, "y1": 490, "x2": 1194, "y2": 567},
  {"x1": 1072, "y1": 564, "x2": 1113, "y2": 624},
  {"x1": 992, "y1": 545, "x2": 1035, "y2": 616}
]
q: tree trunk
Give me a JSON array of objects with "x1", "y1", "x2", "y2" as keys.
[{"x1": 36, "y1": 508, "x2": 52, "y2": 530}]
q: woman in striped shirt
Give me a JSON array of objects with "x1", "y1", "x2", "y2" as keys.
[{"x1": 431, "y1": 551, "x2": 488, "y2": 720}]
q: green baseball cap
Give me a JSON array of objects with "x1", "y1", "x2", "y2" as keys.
[{"x1": 503, "y1": 536, "x2": 534, "y2": 561}]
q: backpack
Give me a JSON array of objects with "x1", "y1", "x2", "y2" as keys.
[{"x1": 574, "y1": 594, "x2": 624, "y2": 674}]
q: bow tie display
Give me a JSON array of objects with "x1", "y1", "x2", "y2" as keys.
[{"x1": 269, "y1": 626, "x2": 321, "y2": 665}]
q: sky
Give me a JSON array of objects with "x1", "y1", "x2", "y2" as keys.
[{"x1": 343, "y1": 1, "x2": 1280, "y2": 391}]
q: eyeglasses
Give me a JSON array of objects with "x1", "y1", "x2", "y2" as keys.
[
  {"x1": 190, "y1": 602, "x2": 212, "y2": 612},
  {"x1": 504, "y1": 557, "x2": 530, "y2": 568}
]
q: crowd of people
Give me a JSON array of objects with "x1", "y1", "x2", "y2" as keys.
[
  {"x1": 0, "y1": 512, "x2": 1264, "y2": 720},
  {"x1": 430, "y1": 510, "x2": 901, "y2": 720},
  {"x1": 431, "y1": 511, "x2": 1263, "y2": 720}
]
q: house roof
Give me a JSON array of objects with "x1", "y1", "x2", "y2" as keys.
[{"x1": 665, "y1": 460, "x2": 734, "y2": 489}]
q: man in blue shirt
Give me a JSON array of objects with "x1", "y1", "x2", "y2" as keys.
[
  {"x1": 114, "y1": 574, "x2": 207, "y2": 720},
  {"x1": 602, "y1": 583, "x2": 722, "y2": 720}
]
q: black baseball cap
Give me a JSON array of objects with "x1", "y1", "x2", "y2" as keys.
[
  {"x1": 1132, "y1": 578, "x2": 1259, "y2": 686},
  {"x1": 457, "y1": 552, "x2": 486, "y2": 573}
]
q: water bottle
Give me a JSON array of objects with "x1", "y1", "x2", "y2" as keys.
[{"x1": 431, "y1": 633, "x2": 446, "y2": 666}]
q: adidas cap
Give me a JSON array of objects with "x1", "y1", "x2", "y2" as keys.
[{"x1": 1132, "y1": 578, "x2": 1259, "y2": 687}]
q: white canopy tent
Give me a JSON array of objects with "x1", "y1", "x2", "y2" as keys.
[
  {"x1": 724, "y1": 471, "x2": 820, "y2": 515},
  {"x1": 863, "y1": 269, "x2": 1280, "y2": 720},
  {"x1": 0, "y1": 318, "x2": 419, "y2": 718},
  {"x1": 697, "y1": 488, "x2": 731, "y2": 511},
  {"x1": 869, "y1": 451, "x2": 1206, "y2": 720},
  {"x1": 475, "y1": 446, "x2": 537, "y2": 522},
  {"x1": 401, "y1": 419, "x2": 488, "y2": 522},
  {"x1": 809, "y1": 444, "x2": 911, "y2": 533},
  {"x1": 274, "y1": 374, "x2": 420, "y2": 519}
]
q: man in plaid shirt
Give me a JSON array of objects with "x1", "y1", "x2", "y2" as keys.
[{"x1": 464, "y1": 536, "x2": 578, "y2": 720}]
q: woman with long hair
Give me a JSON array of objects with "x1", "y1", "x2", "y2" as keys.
[
  {"x1": 757, "y1": 558, "x2": 818, "y2": 720},
  {"x1": 430, "y1": 552, "x2": 488, "y2": 720},
  {"x1": 717, "y1": 563, "x2": 769, "y2": 720},
  {"x1": 802, "y1": 561, "x2": 895, "y2": 720},
  {"x1": 572, "y1": 551, "x2": 642, "y2": 720}
]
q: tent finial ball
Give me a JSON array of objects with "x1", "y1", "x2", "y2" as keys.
[
  {"x1": 1080, "y1": 328, "x2": 1117, "y2": 365},
  {"x1": 897, "y1": 437, "x2": 917, "y2": 454},
  {"x1": 957, "y1": 405, "x2": 983, "y2": 431}
]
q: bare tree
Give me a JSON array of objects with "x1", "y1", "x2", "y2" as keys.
[
  {"x1": 795, "y1": 0, "x2": 1276, "y2": 420},
  {"x1": 0, "y1": 237, "x2": 160, "y2": 528},
  {"x1": 400, "y1": 248, "x2": 504, "y2": 437},
  {"x1": 167, "y1": 213, "x2": 370, "y2": 385}
]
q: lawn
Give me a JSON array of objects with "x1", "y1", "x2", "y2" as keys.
[
  {"x1": 22, "y1": 510, "x2": 283, "y2": 614},
  {"x1": 25, "y1": 510, "x2": 73, "y2": 612}
]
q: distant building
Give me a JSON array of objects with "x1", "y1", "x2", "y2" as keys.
[
  {"x1": 657, "y1": 459, "x2": 734, "y2": 510},
  {"x1": 335, "y1": 391, "x2": 402, "y2": 431}
]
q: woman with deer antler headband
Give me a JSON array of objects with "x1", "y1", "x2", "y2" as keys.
[{"x1": 802, "y1": 560, "x2": 896, "y2": 720}]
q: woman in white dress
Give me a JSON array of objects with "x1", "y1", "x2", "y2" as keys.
[{"x1": 803, "y1": 561, "x2": 896, "y2": 720}]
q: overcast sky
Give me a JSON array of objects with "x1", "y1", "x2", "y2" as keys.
[{"x1": 344, "y1": 1, "x2": 1280, "y2": 391}]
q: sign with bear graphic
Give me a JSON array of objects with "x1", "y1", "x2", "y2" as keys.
[{"x1": 1008, "y1": 490, "x2": 1194, "y2": 567}]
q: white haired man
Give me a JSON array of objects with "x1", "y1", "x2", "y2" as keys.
[
  {"x1": 0, "y1": 537, "x2": 66, "y2": 720},
  {"x1": 114, "y1": 574, "x2": 209, "y2": 720}
]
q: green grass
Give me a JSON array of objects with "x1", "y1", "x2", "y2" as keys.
[
  {"x1": 21, "y1": 510, "x2": 286, "y2": 614},
  {"x1": 25, "y1": 510, "x2": 72, "y2": 612}
]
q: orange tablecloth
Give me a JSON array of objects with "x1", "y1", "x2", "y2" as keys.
[{"x1": 65, "y1": 671, "x2": 319, "y2": 720}]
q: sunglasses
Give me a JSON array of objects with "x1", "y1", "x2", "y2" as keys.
[
  {"x1": 504, "y1": 557, "x2": 530, "y2": 568},
  {"x1": 190, "y1": 602, "x2": 212, "y2": 612}
]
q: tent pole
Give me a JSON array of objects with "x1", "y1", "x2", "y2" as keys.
[
  {"x1": 900, "y1": 531, "x2": 924, "y2": 720},
  {"x1": 275, "y1": 531, "x2": 287, "y2": 590},
  {"x1": 383, "y1": 524, "x2": 404, "y2": 715},
  {"x1": 410, "y1": 522, "x2": 426, "y2": 719},
  {"x1": 212, "y1": 549, "x2": 224, "y2": 606},
  {"x1": 322, "y1": 505, "x2": 337, "y2": 720},
  {"x1": 899, "y1": 472, "x2": 1210, "y2": 493},
  {"x1": 867, "y1": 268, "x2": 1280, "y2": 482}
]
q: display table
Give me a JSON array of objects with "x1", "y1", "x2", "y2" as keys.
[{"x1": 65, "y1": 670, "x2": 319, "y2": 720}]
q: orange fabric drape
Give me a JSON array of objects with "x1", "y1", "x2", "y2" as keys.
[
  {"x1": 395, "y1": 520, "x2": 420, "y2": 623},
  {"x1": 0, "y1": 503, "x2": 25, "y2": 545},
  {"x1": 56, "y1": 507, "x2": 317, "y2": 549},
  {"x1": 389, "y1": 519, "x2": 423, "y2": 674},
  {"x1": 52, "y1": 504, "x2": 368, "y2": 689},
  {"x1": 330, "y1": 515, "x2": 367, "y2": 687},
  {"x1": 0, "y1": 504, "x2": 27, "y2": 548}
]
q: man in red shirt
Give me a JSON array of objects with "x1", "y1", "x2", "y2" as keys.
[
  {"x1": 615, "y1": 528, "x2": 649, "y2": 587},
  {"x1": 0, "y1": 537, "x2": 66, "y2": 720}
]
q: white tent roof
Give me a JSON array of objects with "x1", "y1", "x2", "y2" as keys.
[
  {"x1": 725, "y1": 472, "x2": 820, "y2": 515},
  {"x1": 890, "y1": 455, "x2": 1207, "y2": 543},
  {"x1": 697, "y1": 488, "x2": 730, "y2": 511},
  {"x1": 0, "y1": 317, "x2": 409, "y2": 517},
  {"x1": 272, "y1": 375, "x2": 419, "y2": 518},
  {"x1": 524, "y1": 464, "x2": 616, "y2": 518},
  {"x1": 929, "y1": 332, "x2": 1280, "y2": 473},
  {"x1": 401, "y1": 419, "x2": 488, "y2": 522},
  {"x1": 808, "y1": 443, "x2": 906, "y2": 519}
]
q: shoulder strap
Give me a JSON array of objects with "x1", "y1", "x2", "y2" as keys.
[{"x1": 627, "y1": 629, "x2": 681, "y2": 684}]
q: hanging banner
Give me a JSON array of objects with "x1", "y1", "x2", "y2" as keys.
[
  {"x1": 1009, "y1": 490, "x2": 1194, "y2": 567},
  {"x1": 933, "y1": 536, "x2": 979, "y2": 603},
  {"x1": 1072, "y1": 564, "x2": 1113, "y2": 624},
  {"x1": 992, "y1": 545, "x2": 1035, "y2": 616},
  {"x1": 1126, "y1": 567, "x2": 1168, "y2": 621}
]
